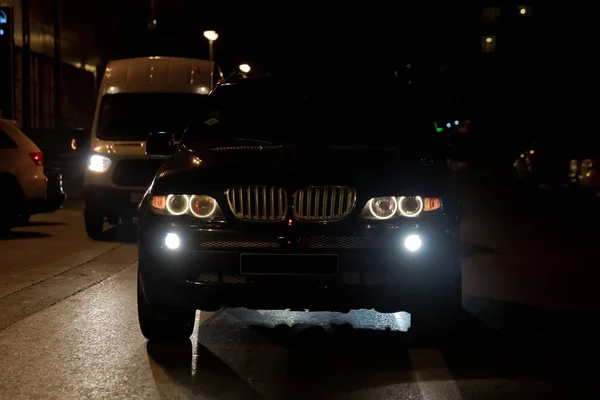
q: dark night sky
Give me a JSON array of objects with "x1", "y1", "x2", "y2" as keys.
[
  {"x1": 116, "y1": 1, "x2": 468, "y2": 76},
  {"x1": 101, "y1": 1, "x2": 600, "y2": 143}
]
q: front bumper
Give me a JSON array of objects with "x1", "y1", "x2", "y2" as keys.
[{"x1": 138, "y1": 215, "x2": 461, "y2": 312}]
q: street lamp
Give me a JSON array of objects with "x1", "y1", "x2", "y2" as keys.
[
  {"x1": 203, "y1": 30, "x2": 218, "y2": 42},
  {"x1": 203, "y1": 30, "x2": 219, "y2": 88},
  {"x1": 239, "y1": 64, "x2": 251, "y2": 73}
]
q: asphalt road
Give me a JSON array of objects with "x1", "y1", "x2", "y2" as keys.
[{"x1": 0, "y1": 178, "x2": 598, "y2": 399}]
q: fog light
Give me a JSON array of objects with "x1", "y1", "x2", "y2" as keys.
[
  {"x1": 404, "y1": 234, "x2": 422, "y2": 252},
  {"x1": 164, "y1": 233, "x2": 180, "y2": 250}
]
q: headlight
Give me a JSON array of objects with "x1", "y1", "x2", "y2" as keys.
[
  {"x1": 88, "y1": 154, "x2": 111, "y2": 173},
  {"x1": 369, "y1": 197, "x2": 398, "y2": 220},
  {"x1": 398, "y1": 196, "x2": 424, "y2": 217},
  {"x1": 150, "y1": 194, "x2": 223, "y2": 219},
  {"x1": 361, "y1": 196, "x2": 441, "y2": 220}
]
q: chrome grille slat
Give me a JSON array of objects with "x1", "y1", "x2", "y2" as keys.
[
  {"x1": 293, "y1": 186, "x2": 356, "y2": 221},
  {"x1": 226, "y1": 186, "x2": 287, "y2": 221}
]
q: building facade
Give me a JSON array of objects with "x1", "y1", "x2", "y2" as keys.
[{"x1": 0, "y1": 0, "x2": 114, "y2": 143}]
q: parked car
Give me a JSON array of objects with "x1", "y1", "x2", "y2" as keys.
[
  {"x1": 568, "y1": 144, "x2": 600, "y2": 197},
  {"x1": 0, "y1": 119, "x2": 47, "y2": 232},
  {"x1": 514, "y1": 139, "x2": 594, "y2": 191}
]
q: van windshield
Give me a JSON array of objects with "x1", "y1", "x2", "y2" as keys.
[{"x1": 97, "y1": 93, "x2": 207, "y2": 141}]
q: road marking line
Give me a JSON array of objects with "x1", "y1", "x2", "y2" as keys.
[
  {"x1": 409, "y1": 349, "x2": 463, "y2": 400},
  {"x1": 0, "y1": 244, "x2": 122, "y2": 300}
]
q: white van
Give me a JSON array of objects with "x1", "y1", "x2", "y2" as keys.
[{"x1": 83, "y1": 56, "x2": 222, "y2": 239}]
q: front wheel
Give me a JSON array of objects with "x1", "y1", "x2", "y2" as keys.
[
  {"x1": 16, "y1": 213, "x2": 31, "y2": 226},
  {"x1": 0, "y1": 179, "x2": 21, "y2": 234},
  {"x1": 409, "y1": 256, "x2": 463, "y2": 339},
  {"x1": 0, "y1": 211, "x2": 17, "y2": 234},
  {"x1": 409, "y1": 297, "x2": 463, "y2": 339},
  {"x1": 137, "y1": 272, "x2": 196, "y2": 341},
  {"x1": 84, "y1": 207, "x2": 104, "y2": 239}
]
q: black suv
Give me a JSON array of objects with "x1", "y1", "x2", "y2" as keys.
[{"x1": 137, "y1": 77, "x2": 463, "y2": 340}]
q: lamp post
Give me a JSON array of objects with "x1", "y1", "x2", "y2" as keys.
[{"x1": 203, "y1": 30, "x2": 218, "y2": 88}]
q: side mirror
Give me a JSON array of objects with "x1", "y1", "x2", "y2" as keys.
[{"x1": 146, "y1": 132, "x2": 175, "y2": 157}]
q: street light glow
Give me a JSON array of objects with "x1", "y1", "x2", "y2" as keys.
[
  {"x1": 239, "y1": 64, "x2": 251, "y2": 73},
  {"x1": 203, "y1": 30, "x2": 218, "y2": 42}
]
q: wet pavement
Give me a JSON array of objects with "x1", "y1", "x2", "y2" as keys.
[{"x1": 0, "y1": 179, "x2": 598, "y2": 399}]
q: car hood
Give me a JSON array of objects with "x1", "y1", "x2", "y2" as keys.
[{"x1": 152, "y1": 143, "x2": 442, "y2": 196}]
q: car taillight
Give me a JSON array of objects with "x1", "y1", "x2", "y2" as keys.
[{"x1": 29, "y1": 152, "x2": 43, "y2": 166}]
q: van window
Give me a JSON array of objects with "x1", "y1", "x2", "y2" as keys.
[
  {"x1": 97, "y1": 93, "x2": 207, "y2": 141},
  {"x1": 0, "y1": 130, "x2": 17, "y2": 149}
]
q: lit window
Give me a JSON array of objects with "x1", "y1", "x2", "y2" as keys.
[
  {"x1": 481, "y1": 36, "x2": 496, "y2": 53},
  {"x1": 482, "y1": 7, "x2": 501, "y2": 22}
]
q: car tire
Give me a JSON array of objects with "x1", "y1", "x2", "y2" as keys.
[
  {"x1": 0, "y1": 212, "x2": 17, "y2": 234},
  {"x1": 409, "y1": 256, "x2": 463, "y2": 339},
  {"x1": 409, "y1": 296, "x2": 462, "y2": 339},
  {"x1": 16, "y1": 213, "x2": 31, "y2": 226},
  {"x1": 0, "y1": 176, "x2": 21, "y2": 234},
  {"x1": 84, "y1": 207, "x2": 104, "y2": 239},
  {"x1": 137, "y1": 272, "x2": 196, "y2": 341}
]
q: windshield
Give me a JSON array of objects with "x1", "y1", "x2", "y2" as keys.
[
  {"x1": 97, "y1": 93, "x2": 207, "y2": 141},
  {"x1": 182, "y1": 79, "x2": 437, "y2": 148}
]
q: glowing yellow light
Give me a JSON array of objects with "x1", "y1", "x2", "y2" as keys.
[
  {"x1": 203, "y1": 30, "x2": 218, "y2": 41},
  {"x1": 239, "y1": 64, "x2": 251, "y2": 73},
  {"x1": 485, "y1": 37, "x2": 493, "y2": 43}
]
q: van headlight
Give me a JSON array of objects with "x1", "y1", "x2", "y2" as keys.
[
  {"x1": 150, "y1": 194, "x2": 224, "y2": 219},
  {"x1": 360, "y1": 196, "x2": 441, "y2": 220},
  {"x1": 88, "y1": 154, "x2": 112, "y2": 173}
]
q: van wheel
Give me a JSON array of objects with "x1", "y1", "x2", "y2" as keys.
[{"x1": 84, "y1": 207, "x2": 104, "y2": 239}]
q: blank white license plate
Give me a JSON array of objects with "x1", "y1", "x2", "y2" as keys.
[{"x1": 130, "y1": 193, "x2": 144, "y2": 203}]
